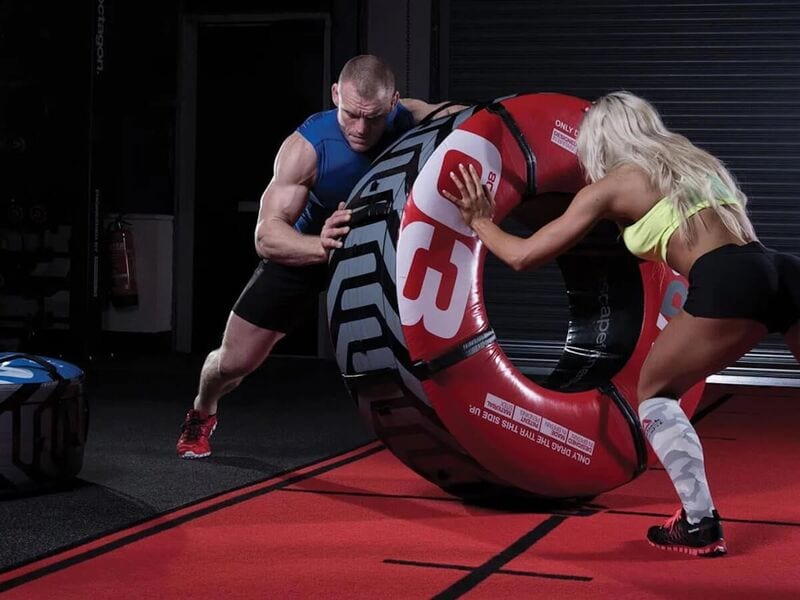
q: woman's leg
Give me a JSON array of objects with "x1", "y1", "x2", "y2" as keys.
[
  {"x1": 638, "y1": 311, "x2": 767, "y2": 402},
  {"x1": 636, "y1": 312, "x2": 766, "y2": 553},
  {"x1": 638, "y1": 311, "x2": 766, "y2": 522}
]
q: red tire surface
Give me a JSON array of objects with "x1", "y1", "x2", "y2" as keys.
[{"x1": 398, "y1": 93, "x2": 703, "y2": 498}]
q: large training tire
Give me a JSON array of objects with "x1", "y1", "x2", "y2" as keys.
[
  {"x1": 328, "y1": 93, "x2": 703, "y2": 500},
  {"x1": 327, "y1": 105, "x2": 521, "y2": 499},
  {"x1": 398, "y1": 93, "x2": 703, "y2": 497}
]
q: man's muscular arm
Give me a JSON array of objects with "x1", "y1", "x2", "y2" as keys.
[{"x1": 254, "y1": 132, "x2": 350, "y2": 266}]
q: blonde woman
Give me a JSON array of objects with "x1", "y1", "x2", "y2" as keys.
[{"x1": 443, "y1": 91, "x2": 800, "y2": 556}]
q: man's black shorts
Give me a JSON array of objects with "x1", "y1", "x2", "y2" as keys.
[
  {"x1": 232, "y1": 260, "x2": 327, "y2": 333},
  {"x1": 683, "y1": 242, "x2": 800, "y2": 334}
]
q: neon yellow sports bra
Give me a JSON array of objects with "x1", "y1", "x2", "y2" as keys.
[{"x1": 621, "y1": 196, "x2": 740, "y2": 262}]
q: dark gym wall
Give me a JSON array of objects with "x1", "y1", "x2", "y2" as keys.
[
  {"x1": 1, "y1": 0, "x2": 182, "y2": 358},
  {"x1": 0, "y1": 2, "x2": 91, "y2": 356},
  {"x1": 176, "y1": 1, "x2": 365, "y2": 355},
  {"x1": 183, "y1": 0, "x2": 364, "y2": 78},
  {"x1": 3, "y1": 0, "x2": 798, "y2": 381},
  {"x1": 190, "y1": 19, "x2": 327, "y2": 354},
  {"x1": 439, "y1": 0, "x2": 800, "y2": 378},
  {"x1": 0, "y1": 0, "x2": 363, "y2": 359}
]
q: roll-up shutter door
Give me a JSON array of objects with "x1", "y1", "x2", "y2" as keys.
[{"x1": 442, "y1": 0, "x2": 800, "y2": 382}]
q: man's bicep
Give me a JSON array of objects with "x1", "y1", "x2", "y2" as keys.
[
  {"x1": 259, "y1": 179, "x2": 310, "y2": 225},
  {"x1": 260, "y1": 132, "x2": 317, "y2": 223}
]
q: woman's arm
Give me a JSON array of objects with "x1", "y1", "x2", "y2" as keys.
[{"x1": 443, "y1": 163, "x2": 610, "y2": 271}]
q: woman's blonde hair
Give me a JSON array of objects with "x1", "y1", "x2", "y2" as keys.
[{"x1": 576, "y1": 90, "x2": 756, "y2": 244}]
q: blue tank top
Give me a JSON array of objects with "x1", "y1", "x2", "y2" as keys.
[{"x1": 293, "y1": 103, "x2": 414, "y2": 234}]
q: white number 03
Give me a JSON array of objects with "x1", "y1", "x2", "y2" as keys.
[{"x1": 397, "y1": 130, "x2": 502, "y2": 340}]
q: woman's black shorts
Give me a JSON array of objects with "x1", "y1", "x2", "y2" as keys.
[
  {"x1": 232, "y1": 260, "x2": 327, "y2": 333},
  {"x1": 683, "y1": 242, "x2": 800, "y2": 333}
]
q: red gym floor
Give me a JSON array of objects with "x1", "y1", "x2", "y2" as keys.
[{"x1": 1, "y1": 383, "x2": 798, "y2": 599}]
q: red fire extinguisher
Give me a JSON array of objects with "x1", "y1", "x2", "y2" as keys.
[{"x1": 107, "y1": 215, "x2": 139, "y2": 307}]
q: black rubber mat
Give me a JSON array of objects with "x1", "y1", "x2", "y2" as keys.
[{"x1": 0, "y1": 354, "x2": 373, "y2": 571}]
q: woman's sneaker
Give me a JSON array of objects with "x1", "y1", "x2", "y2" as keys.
[
  {"x1": 647, "y1": 508, "x2": 727, "y2": 556},
  {"x1": 176, "y1": 409, "x2": 217, "y2": 458}
]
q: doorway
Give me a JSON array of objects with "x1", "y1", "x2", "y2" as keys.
[{"x1": 176, "y1": 14, "x2": 330, "y2": 355}]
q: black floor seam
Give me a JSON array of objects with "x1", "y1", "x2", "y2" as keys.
[
  {"x1": 383, "y1": 558, "x2": 591, "y2": 582},
  {"x1": 603, "y1": 509, "x2": 800, "y2": 528},
  {"x1": 280, "y1": 487, "x2": 461, "y2": 502},
  {"x1": 431, "y1": 516, "x2": 568, "y2": 599}
]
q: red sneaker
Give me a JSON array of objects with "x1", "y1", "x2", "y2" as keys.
[{"x1": 177, "y1": 409, "x2": 217, "y2": 459}]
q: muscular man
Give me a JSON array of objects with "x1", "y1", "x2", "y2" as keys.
[{"x1": 177, "y1": 54, "x2": 464, "y2": 458}]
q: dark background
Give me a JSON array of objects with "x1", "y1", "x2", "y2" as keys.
[
  {"x1": 1, "y1": 0, "x2": 798, "y2": 379},
  {"x1": 192, "y1": 19, "x2": 327, "y2": 351},
  {"x1": 3, "y1": 1, "x2": 797, "y2": 579}
]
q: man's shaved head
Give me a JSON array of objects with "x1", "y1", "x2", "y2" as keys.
[
  {"x1": 338, "y1": 55, "x2": 396, "y2": 100},
  {"x1": 332, "y1": 55, "x2": 400, "y2": 152}
]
